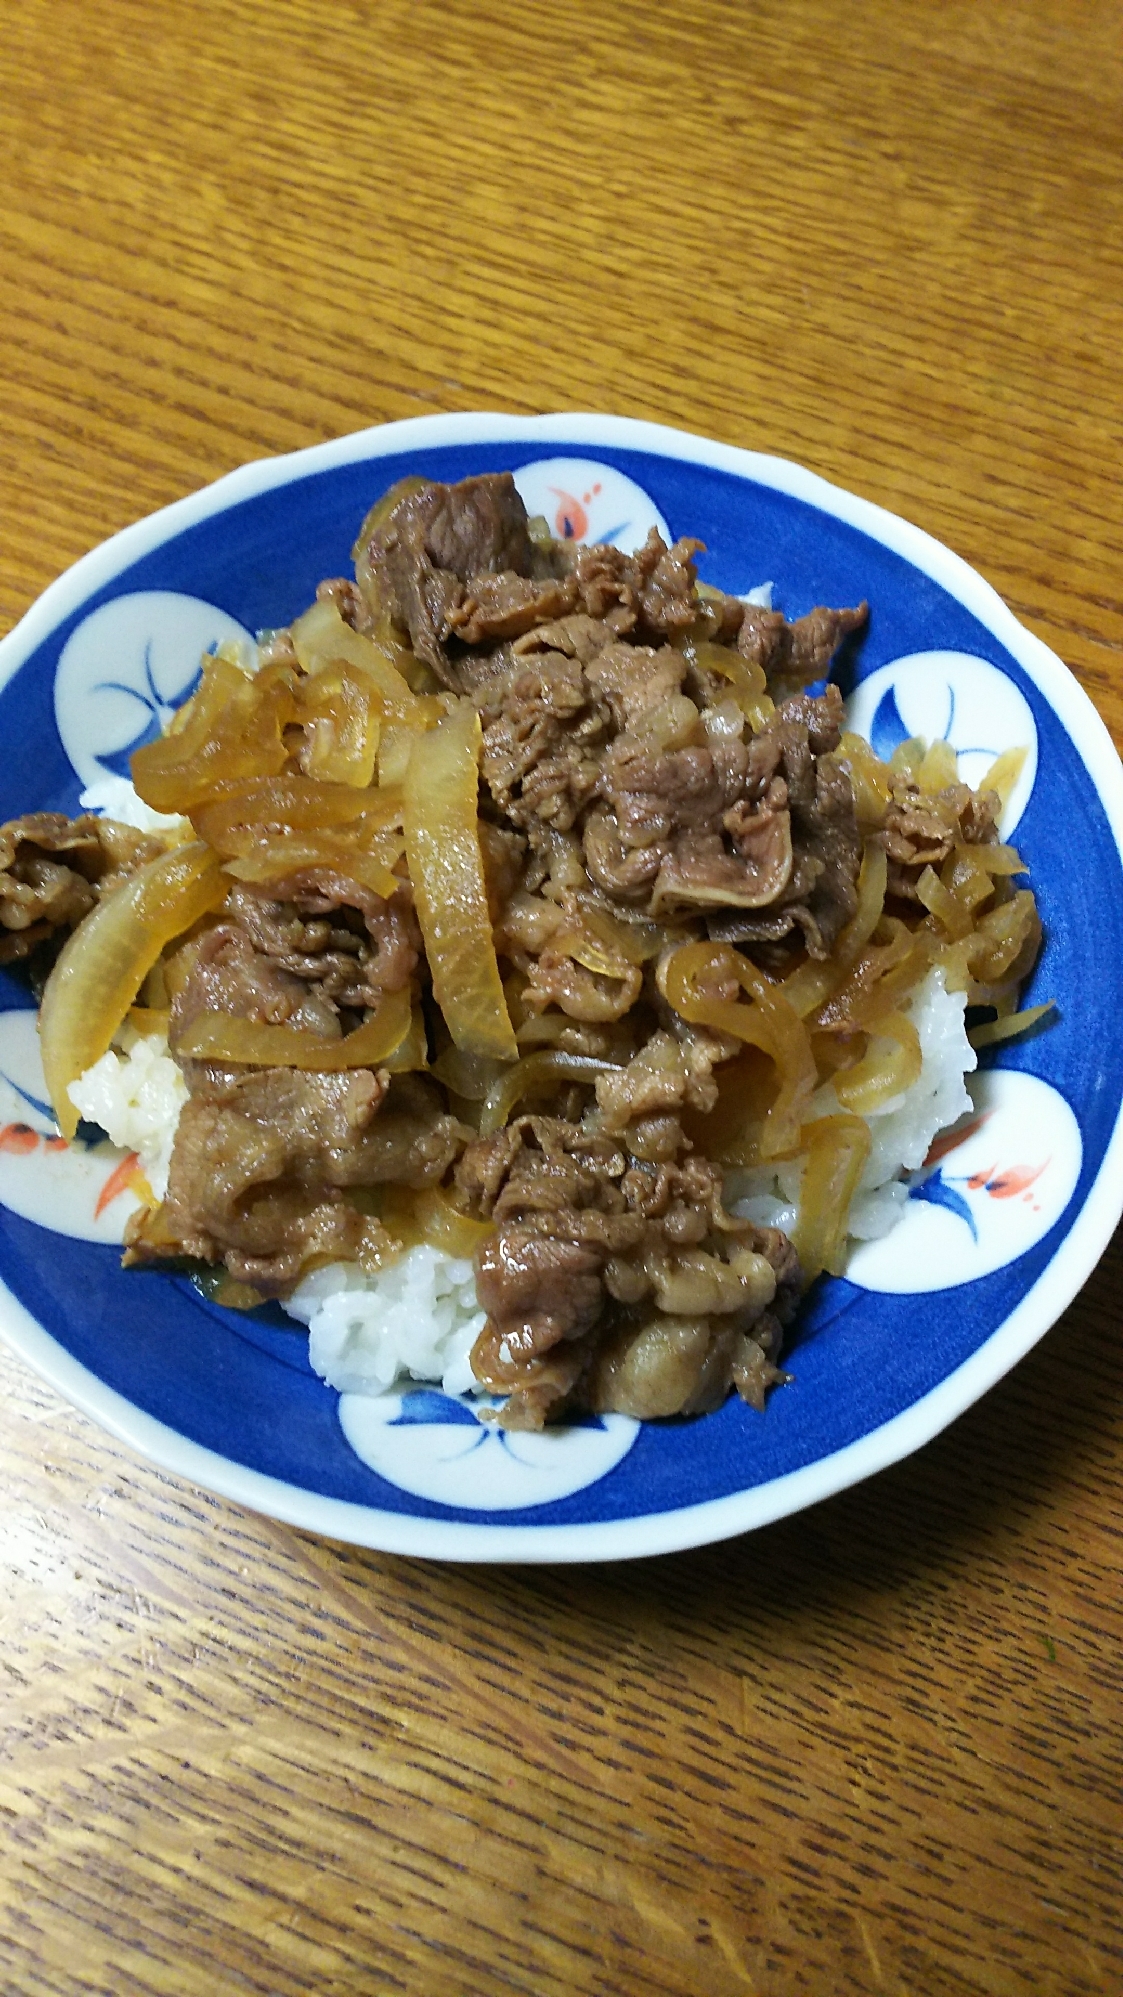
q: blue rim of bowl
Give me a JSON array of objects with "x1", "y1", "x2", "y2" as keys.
[{"x1": 2, "y1": 409, "x2": 1122, "y2": 1563}]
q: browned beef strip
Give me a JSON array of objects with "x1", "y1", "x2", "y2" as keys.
[
  {"x1": 232, "y1": 876, "x2": 420, "y2": 1003},
  {"x1": 511, "y1": 610, "x2": 626, "y2": 666},
  {"x1": 171, "y1": 922, "x2": 343, "y2": 1041},
  {"x1": 738, "y1": 599, "x2": 868, "y2": 697},
  {"x1": 586, "y1": 692, "x2": 852, "y2": 926},
  {"x1": 457, "y1": 1114, "x2": 801, "y2": 1428},
  {"x1": 140, "y1": 861, "x2": 456, "y2": 1292},
  {"x1": 125, "y1": 1065, "x2": 393, "y2": 1287},
  {"x1": 169, "y1": 878, "x2": 420, "y2": 1046},
  {"x1": 881, "y1": 778, "x2": 999, "y2": 900},
  {"x1": 446, "y1": 572, "x2": 577, "y2": 646},
  {"x1": 583, "y1": 641, "x2": 687, "y2": 732},
  {"x1": 127, "y1": 1068, "x2": 468, "y2": 1294},
  {"x1": 476, "y1": 649, "x2": 611, "y2": 833},
  {"x1": 705, "y1": 685, "x2": 861, "y2": 958},
  {"x1": 556, "y1": 530, "x2": 703, "y2": 642},
  {"x1": 361, "y1": 473, "x2": 541, "y2": 684},
  {"x1": 0, "y1": 813, "x2": 163, "y2": 963}
]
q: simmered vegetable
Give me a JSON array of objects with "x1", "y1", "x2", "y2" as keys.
[
  {"x1": 404, "y1": 701, "x2": 518, "y2": 1063},
  {"x1": 40, "y1": 843, "x2": 226, "y2": 1137}
]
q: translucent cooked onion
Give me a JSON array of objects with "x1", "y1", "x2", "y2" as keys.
[
  {"x1": 293, "y1": 662, "x2": 380, "y2": 786},
  {"x1": 131, "y1": 659, "x2": 297, "y2": 813},
  {"x1": 221, "y1": 832, "x2": 403, "y2": 899},
  {"x1": 430, "y1": 1045, "x2": 509, "y2": 1100},
  {"x1": 172, "y1": 983, "x2": 411, "y2": 1069},
  {"x1": 553, "y1": 897, "x2": 666, "y2": 968},
  {"x1": 832, "y1": 1009, "x2": 922, "y2": 1113},
  {"x1": 662, "y1": 940, "x2": 816, "y2": 1158},
  {"x1": 964, "y1": 889, "x2": 1039, "y2": 984},
  {"x1": 914, "y1": 739, "x2": 959, "y2": 792},
  {"x1": 980, "y1": 746, "x2": 1027, "y2": 816},
  {"x1": 781, "y1": 840, "x2": 888, "y2": 1018},
  {"x1": 404, "y1": 700, "x2": 518, "y2": 1063},
  {"x1": 41, "y1": 842, "x2": 226, "y2": 1138},
  {"x1": 834, "y1": 733, "x2": 893, "y2": 827},
  {"x1": 289, "y1": 599, "x2": 443, "y2": 730},
  {"x1": 685, "y1": 638, "x2": 775, "y2": 732},
  {"x1": 191, "y1": 777, "x2": 404, "y2": 850},
  {"x1": 814, "y1": 919, "x2": 932, "y2": 1033},
  {"x1": 791, "y1": 1114, "x2": 872, "y2": 1282},
  {"x1": 382, "y1": 1005, "x2": 429, "y2": 1073},
  {"x1": 967, "y1": 1000, "x2": 1054, "y2": 1049},
  {"x1": 378, "y1": 1182, "x2": 492, "y2": 1259},
  {"x1": 478, "y1": 1051, "x2": 624, "y2": 1137}
]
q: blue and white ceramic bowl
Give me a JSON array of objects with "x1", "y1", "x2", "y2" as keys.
[{"x1": 2, "y1": 412, "x2": 1121, "y2": 1562}]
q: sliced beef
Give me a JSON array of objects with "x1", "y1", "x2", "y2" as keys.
[
  {"x1": 511, "y1": 610, "x2": 626, "y2": 666},
  {"x1": 583, "y1": 641, "x2": 687, "y2": 733},
  {"x1": 557, "y1": 530, "x2": 703, "y2": 642},
  {"x1": 476, "y1": 648, "x2": 611, "y2": 832},
  {"x1": 232, "y1": 875, "x2": 420, "y2": 1003},
  {"x1": 457, "y1": 1114, "x2": 801, "y2": 1428},
  {"x1": 0, "y1": 813, "x2": 163, "y2": 963},
  {"x1": 447, "y1": 573, "x2": 576, "y2": 646},
  {"x1": 738, "y1": 599, "x2": 868, "y2": 697},
  {"x1": 705, "y1": 685, "x2": 861, "y2": 958},
  {"x1": 592, "y1": 731, "x2": 797, "y2": 916},
  {"x1": 584, "y1": 691, "x2": 856, "y2": 928},
  {"x1": 881, "y1": 777, "x2": 999, "y2": 900},
  {"x1": 361, "y1": 472, "x2": 542, "y2": 684},
  {"x1": 169, "y1": 878, "x2": 420, "y2": 1044},
  {"x1": 593, "y1": 1028, "x2": 724, "y2": 1132},
  {"x1": 170, "y1": 922, "x2": 342, "y2": 1041},
  {"x1": 138, "y1": 867, "x2": 451, "y2": 1292},
  {"x1": 127, "y1": 1068, "x2": 467, "y2": 1294}
]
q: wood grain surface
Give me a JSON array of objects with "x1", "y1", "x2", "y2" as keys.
[{"x1": 1, "y1": 2, "x2": 1121, "y2": 1992}]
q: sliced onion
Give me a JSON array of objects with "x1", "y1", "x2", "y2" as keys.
[
  {"x1": 382, "y1": 1004, "x2": 430, "y2": 1073},
  {"x1": 833, "y1": 1009, "x2": 922, "y2": 1113},
  {"x1": 980, "y1": 746, "x2": 1027, "y2": 815},
  {"x1": 782, "y1": 840, "x2": 888, "y2": 1018},
  {"x1": 792, "y1": 1113, "x2": 871, "y2": 1282},
  {"x1": 293, "y1": 663, "x2": 381, "y2": 787},
  {"x1": 662, "y1": 941, "x2": 816, "y2": 1158},
  {"x1": 967, "y1": 1000, "x2": 1055, "y2": 1049},
  {"x1": 478, "y1": 1051, "x2": 624, "y2": 1136},
  {"x1": 222, "y1": 834, "x2": 403, "y2": 899},
  {"x1": 686, "y1": 639, "x2": 775, "y2": 731},
  {"x1": 290, "y1": 599, "x2": 442, "y2": 728},
  {"x1": 131, "y1": 660, "x2": 296, "y2": 812},
  {"x1": 191, "y1": 777, "x2": 404, "y2": 849},
  {"x1": 404, "y1": 700, "x2": 518, "y2": 1062},
  {"x1": 172, "y1": 984, "x2": 411, "y2": 1070},
  {"x1": 378, "y1": 1182, "x2": 492, "y2": 1259},
  {"x1": 42, "y1": 843, "x2": 226, "y2": 1138}
]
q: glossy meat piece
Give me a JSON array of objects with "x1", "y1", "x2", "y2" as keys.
[
  {"x1": 460, "y1": 1115, "x2": 800, "y2": 1428},
  {"x1": 362, "y1": 472, "x2": 540, "y2": 682},
  {"x1": 0, "y1": 813, "x2": 163, "y2": 963},
  {"x1": 127, "y1": 1069, "x2": 468, "y2": 1294}
]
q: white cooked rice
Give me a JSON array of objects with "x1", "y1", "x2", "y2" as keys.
[
  {"x1": 284, "y1": 1250, "x2": 487, "y2": 1399},
  {"x1": 67, "y1": 1025, "x2": 187, "y2": 1200}
]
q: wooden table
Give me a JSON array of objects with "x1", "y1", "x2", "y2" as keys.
[{"x1": 2, "y1": 3, "x2": 1121, "y2": 1991}]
